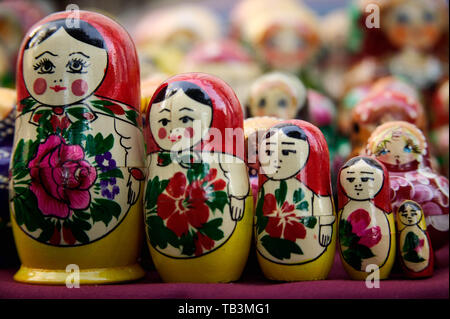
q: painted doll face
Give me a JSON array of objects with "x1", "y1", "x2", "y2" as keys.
[
  {"x1": 250, "y1": 85, "x2": 297, "y2": 119},
  {"x1": 399, "y1": 202, "x2": 422, "y2": 226},
  {"x1": 23, "y1": 28, "x2": 107, "y2": 106},
  {"x1": 383, "y1": 0, "x2": 443, "y2": 50},
  {"x1": 259, "y1": 127, "x2": 309, "y2": 180},
  {"x1": 374, "y1": 129, "x2": 422, "y2": 166},
  {"x1": 150, "y1": 89, "x2": 212, "y2": 152},
  {"x1": 340, "y1": 159, "x2": 384, "y2": 201}
]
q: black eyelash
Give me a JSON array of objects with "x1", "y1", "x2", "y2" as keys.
[
  {"x1": 405, "y1": 139, "x2": 421, "y2": 154},
  {"x1": 66, "y1": 58, "x2": 89, "y2": 73},
  {"x1": 33, "y1": 58, "x2": 52, "y2": 71}
]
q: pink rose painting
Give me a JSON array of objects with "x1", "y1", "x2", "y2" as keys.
[{"x1": 28, "y1": 135, "x2": 97, "y2": 219}]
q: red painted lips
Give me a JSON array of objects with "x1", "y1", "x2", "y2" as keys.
[{"x1": 49, "y1": 85, "x2": 67, "y2": 92}]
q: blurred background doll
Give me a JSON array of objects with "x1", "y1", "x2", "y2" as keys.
[
  {"x1": 133, "y1": 4, "x2": 221, "y2": 77},
  {"x1": 230, "y1": 0, "x2": 322, "y2": 89},
  {"x1": 346, "y1": 0, "x2": 449, "y2": 99},
  {"x1": 180, "y1": 39, "x2": 262, "y2": 107}
]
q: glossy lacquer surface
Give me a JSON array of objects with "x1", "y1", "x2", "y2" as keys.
[
  {"x1": 254, "y1": 119, "x2": 336, "y2": 281},
  {"x1": 337, "y1": 156, "x2": 395, "y2": 280},
  {"x1": 367, "y1": 121, "x2": 449, "y2": 250},
  {"x1": 143, "y1": 73, "x2": 252, "y2": 283},
  {"x1": 9, "y1": 11, "x2": 145, "y2": 284},
  {"x1": 396, "y1": 200, "x2": 434, "y2": 278}
]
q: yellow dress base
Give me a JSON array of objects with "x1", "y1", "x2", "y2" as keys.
[
  {"x1": 256, "y1": 224, "x2": 337, "y2": 282},
  {"x1": 148, "y1": 196, "x2": 254, "y2": 283},
  {"x1": 13, "y1": 263, "x2": 145, "y2": 285}
]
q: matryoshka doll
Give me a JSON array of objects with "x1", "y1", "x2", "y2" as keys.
[
  {"x1": 349, "y1": 0, "x2": 449, "y2": 92},
  {"x1": 396, "y1": 200, "x2": 434, "y2": 278},
  {"x1": 232, "y1": 0, "x2": 320, "y2": 75},
  {"x1": 255, "y1": 120, "x2": 336, "y2": 281},
  {"x1": 9, "y1": 11, "x2": 145, "y2": 284},
  {"x1": 143, "y1": 73, "x2": 253, "y2": 283},
  {"x1": 133, "y1": 4, "x2": 221, "y2": 76},
  {"x1": 337, "y1": 156, "x2": 396, "y2": 280},
  {"x1": 247, "y1": 72, "x2": 308, "y2": 121},
  {"x1": 243, "y1": 116, "x2": 282, "y2": 202},
  {"x1": 350, "y1": 77, "x2": 426, "y2": 158},
  {"x1": 366, "y1": 121, "x2": 449, "y2": 249}
]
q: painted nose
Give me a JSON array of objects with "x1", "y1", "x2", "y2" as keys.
[{"x1": 53, "y1": 79, "x2": 63, "y2": 83}]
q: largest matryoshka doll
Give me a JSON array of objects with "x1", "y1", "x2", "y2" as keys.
[
  {"x1": 144, "y1": 73, "x2": 253, "y2": 283},
  {"x1": 255, "y1": 120, "x2": 336, "y2": 281},
  {"x1": 9, "y1": 11, "x2": 145, "y2": 284}
]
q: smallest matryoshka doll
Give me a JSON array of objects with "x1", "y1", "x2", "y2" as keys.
[
  {"x1": 396, "y1": 200, "x2": 434, "y2": 278},
  {"x1": 338, "y1": 156, "x2": 396, "y2": 280},
  {"x1": 255, "y1": 120, "x2": 336, "y2": 281},
  {"x1": 366, "y1": 121, "x2": 449, "y2": 249}
]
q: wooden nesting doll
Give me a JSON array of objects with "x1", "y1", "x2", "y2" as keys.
[
  {"x1": 247, "y1": 72, "x2": 308, "y2": 121},
  {"x1": 9, "y1": 11, "x2": 145, "y2": 284},
  {"x1": 396, "y1": 200, "x2": 434, "y2": 278},
  {"x1": 244, "y1": 116, "x2": 282, "y2": 204},
  {"x1": 255, "y1": 120, "x2": 336, "y2": 281},
  {"x1": 337, "y1": 156, "x2": 396, "y2": 280},
  {"x1": 350, "y1": 77, "x2": 426, "y2": 158},
  {"x1": 143, "y1": 73, "x2": 253, "y2": 283},
  {"x1": 366, "y1": 121, "x2": 449, "y2": 249}
]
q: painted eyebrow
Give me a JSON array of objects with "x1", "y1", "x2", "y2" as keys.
[
  {"x1": 179, "y1": 107, "x2": 194, "y2": 112},
  {"x1": 69, "y1": 52, "x2": 90, "y2": 58},
  {"x1": 159, "y1": 108, "x2": 171, "y2": 113},
  {"x1": 346, "y1": 171, "x2": 355, "y2": 174},
  {"x1": 361, "y1": 171, "x2": 374, "y2": 174},
  {"x1": 265, "y1": 141, "x2": 276, "y2": 145},
  {"x1": 281, "y1": 142, "x2": 295, "y2": 145},
  {"x1": 35, "y1": 51, "x2": 57, "y2": 59}
]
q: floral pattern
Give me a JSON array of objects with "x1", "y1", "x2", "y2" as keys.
[
  {"x1": 390, "y1": 168, "x2": 449, "y2": 233},
  {"x1": 28, "y1": 135, "x2": 96, "y2": 219},
  {"x1": 255, "y1": 180, "x2": 317, "y2": 260},
  {"x1": 10, "y1": 96, "x2": 141, "y2": 246},
  {"x1": 340, "y1": 209, "x2": 382, "y2": 271},
  {"x1": 402, "y1": 231, "x2": 426, "y2": 263},
  {"x1": 145, "y1": 161, "x2": 229, "y2": 257}
]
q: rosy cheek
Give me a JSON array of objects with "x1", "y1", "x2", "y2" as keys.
[
  {"x1": 158, "y1": 127, "x2": 167, "y2": 139},
  {"x1": 71, "y1": 79, "x2": 88, "y2": 96},
  {"x1": 184, "y1": 127, "x2": 194, "y2": 138},
  {"x1": 33, "y1": 78, "x2": 47, "y2": 95}
]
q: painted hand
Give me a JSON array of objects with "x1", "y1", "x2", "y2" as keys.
[
  {"x1": 230, "y1": 197, "x2": 245, "y2": 221},
  {"x1": 319, "y1": 224, "x2": 332, "y2": 247},
  {"x1": 127, "y1": 168, "x2": 144, "y2": 206}
]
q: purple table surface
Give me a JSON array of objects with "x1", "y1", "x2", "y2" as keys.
[{"x1": 0, "y1": 244, "x2": 448, "y2": 299}]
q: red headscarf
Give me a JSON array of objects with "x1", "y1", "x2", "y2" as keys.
[
  {"x1": 337, "y1": 155, "x2": 392, "y2": 213},
  {"x1": 16, "y1": 10, "x2": 140, "y2": 111},
  {"x1": 257, "y1": 119, "x2": 332, "y2": 197},
  {"x1": 144, "y1": 72, "x2": 244, "y2": 158}
]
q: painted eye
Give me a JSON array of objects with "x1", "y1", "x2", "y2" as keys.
[
  {"x1": 423, "y1": 11, "x2": 435, "y2": 23},
  {"x1": 33, "y1": 58, "x2": 55, "y2": 74},
  {"x1": 346, "y1": 177, "x2": 355, "y2": 183},
  {"x1": 66, "y1": 58, "x2": 88, "y2": 74},
  {"x1": 402, "y1": 213, "x2": 408, "y2": 218},
  {"x1": 278, "y1": 99, "x2": 287, "y2": 108},
  {"x1": 281, "y1": 149, "x2": 296, "y2": 156},
  {"x1": 158, "y1": 118, "x2": 170, "y2": 126},
  {"x1": 361, "y1": 177, "x2": 374, "y2": 182},
  {"x1": 258, "y1": 98, "x2": 266, "y2": 108},
  {"x1": 379, "y1": 149, "x2": 390, "y2": 155},
  {"x1": 396, "y1": 11, "x2": 410, "y2": 24},
  {"x1": 265, "y1": 150, "x2": 273, "y2": 156},
  {"x1": 403, "y1": 145, "x2": 413, "y2": 153},
  {"x1": 180, "y1": 116, "x2": 193, "y2": 124}
]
